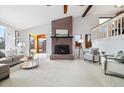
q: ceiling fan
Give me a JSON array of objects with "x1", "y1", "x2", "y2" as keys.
[{"x1": 47, "y1": 5, "x2": 84, "y2": 14}]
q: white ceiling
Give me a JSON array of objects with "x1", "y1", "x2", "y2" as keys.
[
  {"x1": 0, "y1": 5, "x2": 123, "y2": 30},
  {"x1": 90, "y1": 5, "x2": 124, "y2": 15}
]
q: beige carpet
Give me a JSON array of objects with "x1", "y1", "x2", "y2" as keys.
[{"x1": 0, "y1": 58, "x2": 124, "y2": 87}]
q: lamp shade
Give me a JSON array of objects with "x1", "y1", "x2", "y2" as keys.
[{"x1": 30, "y1": 49, "x2": 36, "y2": 53}]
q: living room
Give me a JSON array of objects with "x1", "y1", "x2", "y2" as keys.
[{"x1": 0, "y1": 4, "x2": 124, "y2": 88}]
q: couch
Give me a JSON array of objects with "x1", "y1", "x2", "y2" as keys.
[
  {"x1": 0, "y1": 64, "x2": 10, "y2": 80},
  {"x1": 0, "y1": 50, "x2": 24, "y2": 66},
  {"x1": 0, "y1": 55, "x2": 24, "y2": 66},
  {"x1": 0, "y1": 50, "x2": 24, "y2": 80},
  {"x1": 83, "y1": 48, "x2": 100, "y2": 62}
]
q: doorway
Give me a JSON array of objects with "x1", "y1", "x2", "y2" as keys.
[
  {"x1": 37, "y1": 34, "x2": 46, "y2": 53},
  {"x1": 29, "y1": 34, "x2": 47, "y2": 54}
]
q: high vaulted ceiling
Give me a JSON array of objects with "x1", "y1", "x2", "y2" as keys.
[{"x1": 0, "y1": 5, "x2": 123, "y2": 30}]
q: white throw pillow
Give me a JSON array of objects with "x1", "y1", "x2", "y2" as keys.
[
  {"x1": 90, "y1": 48, "x2": 99, "y2": 55},
  {"x1": 116, "y1": 53, "x2": 124, "y2": 63},
  {"x1": 5, "y1": 50, "x2": 16, "y2": 57},
  {"x1": 115, "y1": 50, "x2": 123, "y2": 57}
]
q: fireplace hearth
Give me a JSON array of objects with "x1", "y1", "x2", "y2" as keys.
[{"x1": 55, "y1": 45, "x2": 69, "y2": 54}]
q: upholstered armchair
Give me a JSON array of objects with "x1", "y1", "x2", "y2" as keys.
[
  {"x1": 104, "y1": 54, "x2": 124, "y2": 78},
  {"x1": 83, "y1": 48, "x2": 100, "y2": 62}
]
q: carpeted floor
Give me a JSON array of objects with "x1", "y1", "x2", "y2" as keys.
[{"x1": 0, "y1": 58, "x2": 124, "y2": 87}]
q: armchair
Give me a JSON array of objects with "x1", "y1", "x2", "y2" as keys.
[
  {"x1": 104, "y1": 55, "x2": 124, "y2": 78},
  {"x1": 83, "y1": 48, "x2": 100, "y2": 62}
]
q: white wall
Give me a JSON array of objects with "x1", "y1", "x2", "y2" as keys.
[
  {"x1": 22, "y1": 15, "x2": 99, "y2": 58},
  {"x1": 22, "y1": 15, "x2": 101, "y2": 58},
  {"x1": 0, "y1": 21, "x2": 22, "y2": 51},
  {"x1": 0, "y1": 13, "x2": 121, "y2": 57},
  {"x1": 72, "y1": 14, "x2": 115, "y2": 58},
  {"x1": 22, "y1": 24, "x2": 52, "y2": 57},
  {"x1": 73, "y1": 15, "x2": 99, "y2": 58},
  {"x1": 92, "y1": 36, "x2": 124, "y2": 55},
  {"x1": 73, "y1": 15, "x2": 99, "y2": 35},
  {"x1": 91, "y1": 14, "x2": 124, "y2": 55}
]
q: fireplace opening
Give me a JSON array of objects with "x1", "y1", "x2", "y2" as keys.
[{"x1": 55, "y1": 45, "x2": 70, "y2": 54}]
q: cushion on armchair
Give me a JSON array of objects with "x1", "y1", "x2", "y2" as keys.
[
  {"x1": 90, "y1": 48, "x2": 99, "y2": 55},
  {"x1": 83, "y1": 48, "x2": 90, "y2": 54},
  {"x1": 83, "y1": 48, "x2": 100, "y2": 62},
  {"x1": 115, "y1": 53, "x2": 124, "y2": 63},
  {"x1": 0, "y1": 51, "x2": 5, "y2": 58},
  {"x1": 5, "y1": 50, "x2": 16, "y2": 57},
  {"x1": 115, "y1": 50, "x2": 123, "y2": 57}
]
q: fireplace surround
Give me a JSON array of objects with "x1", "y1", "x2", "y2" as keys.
[{"x1": 50, "y1": 16, "x2": 74, "y2": 60}]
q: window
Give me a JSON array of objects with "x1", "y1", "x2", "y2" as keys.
[
  {"x1": 99, "y1": 17, "x2": 111, "y2": 24},
  {"x1": 37, "y1": 34, "x2": 46, "y2": 53},
  {"x1": 0, "y1": 26, "x2": 5, "y2": 49}
]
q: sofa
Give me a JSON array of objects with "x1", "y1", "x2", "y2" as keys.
[
  {"x1": 0, "y1": 50, "x2": 24, "y2": 66},
  {"x1": 0, "y1": 64, "x2": 10, "y2": 80},
  {"x1": 0, "y1": 55, "x2": 24, "y2": 66},
  {"x1": 83, "y1": 48, "x2": 100, "y2": 62},
  {"x1": 0, "y1": 50, "x2": 24, "y2": 80}
]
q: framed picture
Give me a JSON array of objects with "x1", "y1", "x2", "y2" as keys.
[
  {"x1": 15, "y1": 39, "x2": 21, "y2": 46},
  {"x1": 56, "y1": 29, "x2": 68, "y2": 36},
  {"x1": 15, "y1": 30, "x2": 21, "y2": 46},
  {"x1": 15, "y1": 30, "x2": 21, "y2": 38}
]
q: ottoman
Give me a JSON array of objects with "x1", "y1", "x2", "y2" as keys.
[{"x1": 0, "y1": 64, "x2": 10, "y2": 80}]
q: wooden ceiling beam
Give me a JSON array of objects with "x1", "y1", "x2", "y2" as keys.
[
  {"x1": 64, "y1": 5, "x2": 68, "y2": 14},
  {"x1": 82, "y1": 5, "x2": 93, "y2": 17}
]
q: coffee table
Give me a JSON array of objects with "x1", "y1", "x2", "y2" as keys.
[{"x1": 20, "y1": 58, "x2": 39, "y2": 69}]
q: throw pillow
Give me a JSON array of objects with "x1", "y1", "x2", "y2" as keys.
[
  {"x1": 90, "y1": 48, "x2": 99, "y2": 55},
  {"x1": 115, "y1": 50, "x2": 123, "y2": 57},
  {"x1": 0, "y1": 51, "x2": 5, "y2": 58},
  {"x1": 116, "y1": 53, "x2": 124, "y2": 63},
  {"x1": 5, "y1": 50, "x2": 16, "y2": 57}
]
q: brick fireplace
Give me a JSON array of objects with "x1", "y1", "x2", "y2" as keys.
[
  {"x1": 55, "y1": 45, "x2": 70, "y2": 54},
  {"x1": 50, "y1": 16, "x2": 74, "y2": 60}
]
